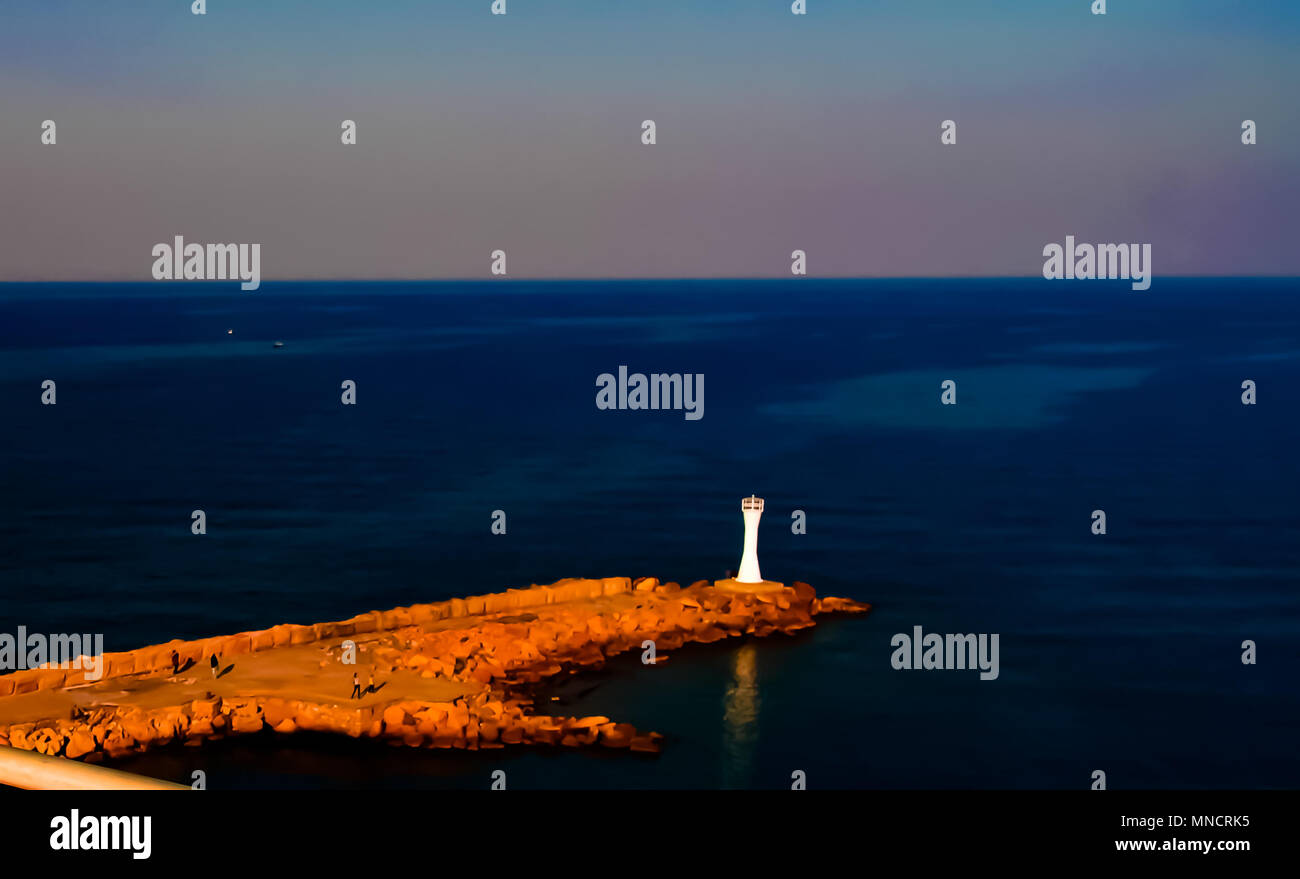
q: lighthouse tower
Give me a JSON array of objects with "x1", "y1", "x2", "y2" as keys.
[
  {"x1": 716, "y1": 495, "x2": 785, "y2": 593},
  {"x1": 737, "y1": 495, "x2": 765, "y2": 582}
]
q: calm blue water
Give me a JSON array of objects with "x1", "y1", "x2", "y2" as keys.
[{"x1": 1, "y1": 278, "x2": 1297, "y2": 789}]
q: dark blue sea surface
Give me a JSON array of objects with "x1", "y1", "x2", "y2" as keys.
[{"x1": 1, "y1": 278, "x2": 1296, "y2": 789}]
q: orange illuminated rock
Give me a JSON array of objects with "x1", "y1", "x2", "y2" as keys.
[
  {"x1": 230, "y1": 712, "x2": 264, "y2": 735},
  {"x1": 106, "y1": 654, "x2": 136, "y2": 678},
  {"x1": 102, "y1": 732, "x2": 135, "y2": 758},
  {"x1": 268, "y1": 625, "x2": 294, "y2": 648},
  {"x1": 598, "y1": 723, "x2": 635, "y2": 748},
  {"x1": 629, "y1": 735, "x2": 660, "y2": 753},
  {"x1": 0, "y1": 576, "x2": 868, "y2": 764},
  {"x1": 570, "y1": 716, "x2": 610, "y2": 729}
]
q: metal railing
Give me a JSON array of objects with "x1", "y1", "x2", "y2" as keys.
[{"x1": 0, "y1": 745, "x2": 187, "y2": 790}]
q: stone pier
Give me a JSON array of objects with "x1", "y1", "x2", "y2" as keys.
[{"x1": 0, "y1": 577, "x2": 869, "y2": 769}]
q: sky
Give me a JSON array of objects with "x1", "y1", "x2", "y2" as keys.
[{"x1": 1, "y1": 0, "x2": 1298, "y2": 281}]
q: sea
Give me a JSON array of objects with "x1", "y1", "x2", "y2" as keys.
[{"x1": 1, "y1": 277, "x2": 1296, "y2": 789}]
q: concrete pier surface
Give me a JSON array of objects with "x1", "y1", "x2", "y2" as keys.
[{"x1": 0, "y1": 577, "x2": 869, "y2": 783}]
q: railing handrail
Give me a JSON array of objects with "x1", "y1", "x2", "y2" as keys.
[{"x1": 0, "y1": 745, "x2": 187, "y2": 790}]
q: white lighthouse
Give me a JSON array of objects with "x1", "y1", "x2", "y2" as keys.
[
  {"x1": 716, "y1": 495, "x2": 785, "y2": 593},
  {"x1": 737, "y1": 495, "x2": 765, "y2": 582}
]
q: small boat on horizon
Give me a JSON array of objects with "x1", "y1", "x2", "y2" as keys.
[{"x1": 273, "y1": 341, "x2": 284, "y2": 349}]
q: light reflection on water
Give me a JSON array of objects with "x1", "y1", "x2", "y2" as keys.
[{"x1": 722, "y1": 642, "x2": 759, "y2": 789}]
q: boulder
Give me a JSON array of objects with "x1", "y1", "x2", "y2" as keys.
[
  {"x1": 601, "y1": 577, "x2": 632, "y2": 596},
  {"x1": 598, "y1": 723, "x2": 633, "y2": 748},
  {"x1": 34, "y1": 728, "x2": 66, "y2": 756},
  {"x1": 190, "y1": 697, "x2": 220, "y2": 718},
  {"x1": 629, "y1": 735, "x2": 660, "y2": 753},
  {"x1": 8, "y1": 724, "x2": 34, "y2": 750},
  {"x1": 382, "y1": 705, "x2": 409, "y2": 729},
  {"x1": 569, "y1": 715, "x2": 611, "y2": 729},
  {"x1": 261, "y1": 699, "x2": 289, "y2": 728},
  {"x1": 230, "y1": 711, "x2": 264, "y2": 735},
  {"x1": 102, "y1": 732, "x2": 136, "y2": 758}
]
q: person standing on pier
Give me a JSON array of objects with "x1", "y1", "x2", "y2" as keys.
[{"x1": 351, "y1": 672, "x2": 362, "y2": 700}]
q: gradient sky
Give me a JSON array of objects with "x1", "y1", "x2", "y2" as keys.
[{"x1": 1, "y1": 0, "x2": 1298, "y2": 280}]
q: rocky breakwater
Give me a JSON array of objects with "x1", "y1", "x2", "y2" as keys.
[{"x1": 0, "y1": 577, "x2": 869, "y2": 767}]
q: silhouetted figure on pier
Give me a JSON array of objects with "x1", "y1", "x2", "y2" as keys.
[{"x1": 351, "y1": 672, "x2": 362, "y2": 700}]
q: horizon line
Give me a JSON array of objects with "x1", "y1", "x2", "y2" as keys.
[{"x1": 2, "y1": 274, "x2": 1297, "y2": 286}]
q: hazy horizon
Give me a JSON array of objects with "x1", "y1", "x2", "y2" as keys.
[
  {"x1": 3, "y1": 0, "x2": 1298, "y2": 282},
  {"x1": 2, "y1": 273, "x2": 1298, "y2": 287}
]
